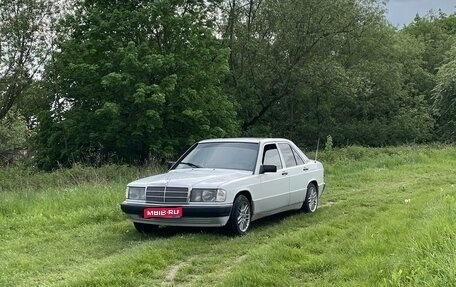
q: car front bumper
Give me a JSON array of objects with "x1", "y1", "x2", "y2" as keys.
[{"x1": 120, "y1": 201, "x2": 232, "y2": 227}]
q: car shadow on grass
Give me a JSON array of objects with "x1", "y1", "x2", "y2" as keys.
[
  {"x1": 249, "y1": 209, "x2": 303, "y2": 231},
  {"x1": 129, "y1": 209, "x2": 305, "y2": 239}
]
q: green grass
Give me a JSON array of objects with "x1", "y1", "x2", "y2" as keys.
[{"x1": 1, "y1": 145, "x2": 455, "y2": 286}]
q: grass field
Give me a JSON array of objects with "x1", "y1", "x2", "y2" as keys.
[{"x1": 1, "y1": 145, "x2": 455, "y2": 286}]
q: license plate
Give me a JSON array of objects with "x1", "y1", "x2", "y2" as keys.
[{"x1": 143, "y1": 207, "x2": 182, "y2": 219}]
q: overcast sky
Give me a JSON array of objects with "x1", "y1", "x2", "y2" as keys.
[{"x1": 386, "y1": 0, "x2": 456, "y2": 27}]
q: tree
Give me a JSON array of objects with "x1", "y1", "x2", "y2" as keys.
[
  {"x1": 0, "y1": 0, "x2": 55, "y2": 120},
  {"x1": 433, "y1": 46, "x2": 456, "y2": 142},
  {"x1": 404, "y1": 13, "x2": 456, "y2": 141},
  {"x1": 221, "y1": 0, "x2": 382, "y2": 134},
  {"x1": 220, "y1": 0, "x2": 434, "y2": 147},
  {"x1": 34, "y1": 0, "x2": 237, "y2": 169},
  {"x1": 404, "y1": 13, "x2": 456, "y2": 77}
]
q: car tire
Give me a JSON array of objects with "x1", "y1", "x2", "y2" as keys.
[
  {"x1": 133, "y1": 222, "x2": 159, "y2": 234},
  {"x1": 226, "y1": 194, "x2": 251, "y2": 235},
  {"x1": 302, "y1": 183, "x2": 318, "y2": 213}
]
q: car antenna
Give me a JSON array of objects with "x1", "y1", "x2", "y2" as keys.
[{"x1": 315, "y1": 137, "x2": 320, "y2": 162}]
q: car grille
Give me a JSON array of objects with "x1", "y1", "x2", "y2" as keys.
[{"x1": 146, "y1": 186, "x2": 189, "y2": 204}]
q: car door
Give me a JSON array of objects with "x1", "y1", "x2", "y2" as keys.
[
  {"x1": 253, "y1": 143, "x2": 290, "y2": 214},
  {"x1": 278, "y1": 143, "x2": 309, "y2": 206}
]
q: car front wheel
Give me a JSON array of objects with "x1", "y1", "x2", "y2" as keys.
[
  {"x1": 302, "y1": 183, "x2": 318, "y2": 213},
  {"x1": 226, "y1": 194, "x2": 251, "y2": 235}
]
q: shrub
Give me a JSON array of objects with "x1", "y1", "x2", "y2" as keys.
[{"x1": 0, "y1": 112, "x2": 30, "y2": 165}]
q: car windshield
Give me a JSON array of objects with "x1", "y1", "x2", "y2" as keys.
[{"x1": 176, "y1": 142, "x2": 259, "y2": 172}]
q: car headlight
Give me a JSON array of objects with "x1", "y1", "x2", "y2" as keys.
[
  {"x1": 190, "y1": 188, "x2": 226, "y2": 202},
  {"x1": 127, "y1": 187, "x2": 146, "y2": 200}
]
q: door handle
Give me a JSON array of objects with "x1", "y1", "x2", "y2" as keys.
[
  {"x1": 282, "y1": 172, "x2": 288, "y2": 176},
  {"x1": 303, "y1": 167, "x2": 309, "y2": 171}
]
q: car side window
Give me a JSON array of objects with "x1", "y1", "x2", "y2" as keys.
[
  {"x1": 262, "y1": 144, "x2": 283, "y2": 169},
  {"x1": 292, "y1": 148, "x2": 305, "y2": 165},
  {"x1": 278, "y1": 143, "x2": 297, "y2": 167}
]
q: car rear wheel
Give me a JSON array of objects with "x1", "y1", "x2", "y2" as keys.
[
  {"x1": 226, "y1": 194, "x2": 251, "y2": 235},
  {"x1": 133, "y1": 222, "x2": 159, "y2": 233},
  {"x1": 302, "y1": 183, "x2": 318, "y2": 213}
]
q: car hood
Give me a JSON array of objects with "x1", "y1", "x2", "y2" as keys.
[{"x1": 128, "y1": 168, "x2": 252, "y2": 189}]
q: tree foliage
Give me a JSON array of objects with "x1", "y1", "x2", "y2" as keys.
[
  {"x1": 0, "y1": 0, "x2": 55, "y2": 120},
  {"x1": 222, "y1": 0, "x2": 377, "y2": 132},
  {"x1": 34, "y1": 0, "x2": 237, "y2": 169},
  {"x1": 404, "y1": 13, "x2": 456, "y2": 76},
  {"x1": 404, "y1": 13, "x2": 456, "y2": 142},
  {"x1": 0, "y1": 111, "x2": 29, "y2": 164},
  {"x1": 4, "y1": 0, "x2": 453, "y2": 168},
  {"x1": 433, "y1": 47, "x2": 456, "y2": 141},
  {"x1": 220, "y1": 0, "x2": 436, "y2": 147}
]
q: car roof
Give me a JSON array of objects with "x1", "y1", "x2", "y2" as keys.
[{"x1": 198, "y1": 138, "x2": 292, "y2": 144}]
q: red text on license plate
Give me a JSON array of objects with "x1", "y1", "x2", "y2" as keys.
[{"x1": 143, "y1": 207, "x2": 182, "y2": 219}]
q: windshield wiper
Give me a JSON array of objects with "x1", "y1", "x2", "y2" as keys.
[{"x1": 180, "y1": 162, "x2": 201, "y2": 168}]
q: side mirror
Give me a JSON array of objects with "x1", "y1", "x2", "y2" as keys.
[
  {"x1": 259, "y1": 165, "x2": 277, "y2": 174},
  {"x1": 167, "y1": 161, "x2": 175, "y2": 169}
]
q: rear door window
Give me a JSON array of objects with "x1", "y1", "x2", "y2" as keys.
[
  {"x1": 292, "y1": 148, "x2": 305, "y2": 165},
  {"x1": 278, "y1": 143, "x2": 297, "y2": 168}
]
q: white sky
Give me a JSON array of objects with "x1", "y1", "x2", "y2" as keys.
[{"x1": 386, "y1": 0, "x2": 456, "y2": 27}]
